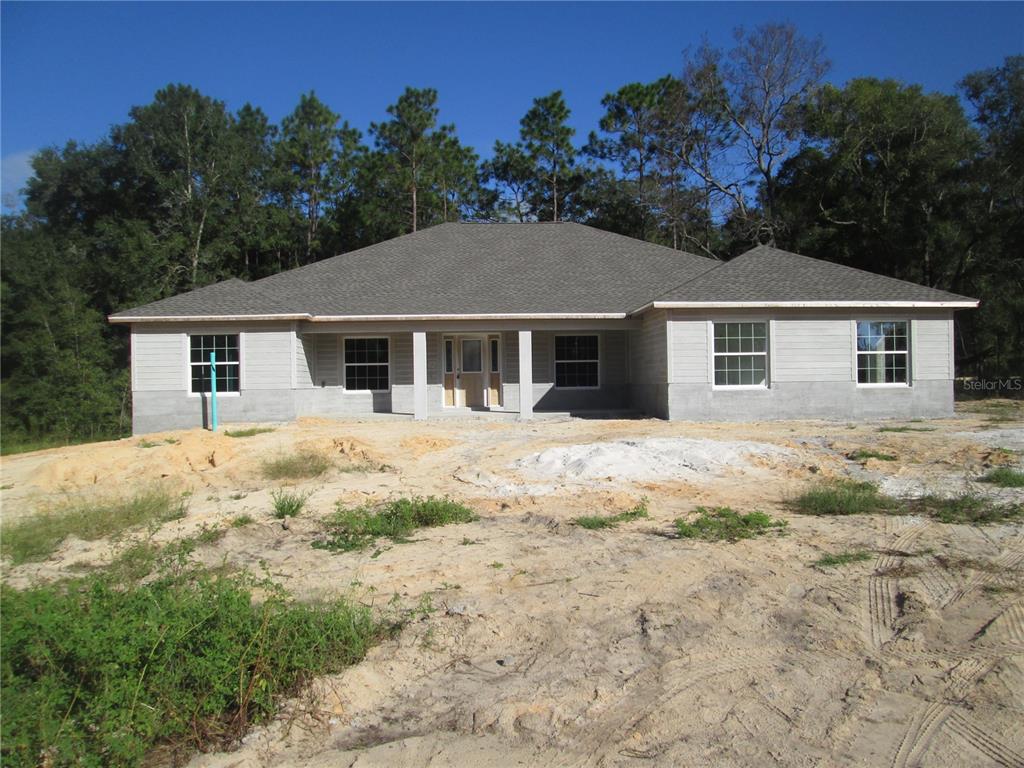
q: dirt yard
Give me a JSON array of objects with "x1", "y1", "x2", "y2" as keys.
[{"x1": 2, "y1": 403, "x2": 1023, "y2": 767}]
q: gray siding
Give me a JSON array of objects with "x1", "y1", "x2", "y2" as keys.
[
  {"x1": 132, "y1": 329, "x2": 184, "y2": 391},
  {"x1": 665, "y1": 309, "x2": 955, "y2": 420},
  {"x1": 243, "y1": 326, "x2": 292, "y2": 390},
  {"x1": 629, "y1": 309, "x2": 668, "y2": 417}
]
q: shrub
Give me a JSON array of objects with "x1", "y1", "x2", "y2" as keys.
[
  {"x1": 270, "y1": 489, "x2": 309, "y2": 518},
  {"x1": 224, "y1": 427, "x2": 275, "y2": 438},
  {"x1": 813, "y1": 550, "x2": 873, "y2": 568},
  {"x1": 313, "y1": 496, "x2": 477, "y2": 553},
  {"x1": 1, "y1": 488, "x2": 188, "y2": 565},
  {"x1": 230, "y1": 514, "x2": 255, "y2": 528},
  {"x1": 0, "y1": 568, "x2": 380, "y2": 767},
  {"x1": 261, "y1": 450, "x2": 331, "y2": 480},
  {"x1": 978, "y1": 467, "x2": 1024, "y2": 488},
  {"x1": 574, "y1": 498, "x2": 649, "y2": 529},
  {"x1": 674, "y1": 507, "x2": 787, "y2": 542},
  {"x1": 789, "y1": 479, "x2": 887, "y2": 516},
  {"x1": 877, "y1": 425, "x2": 936, "y2": 433}
]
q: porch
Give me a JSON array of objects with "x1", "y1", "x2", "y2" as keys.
[{"x1": 297, "y1": 326, "x2": 638, "y2": 420}]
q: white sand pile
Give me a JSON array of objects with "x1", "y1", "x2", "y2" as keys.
[{"x1": 513, "y1": 437, "x2": 793, "y2": 482}]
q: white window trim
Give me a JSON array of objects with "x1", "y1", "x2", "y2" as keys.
[
  {"x1": 186, "y1": 331, "x2": 243, "y2": 398},
  {"x1": 342, "y1": 335, "x2": 391, "y2": 394},
  {"x1": 709, "y1": 319, "x2": 770, "y2": 390},
  {"x1": 553, "y1": 333, "x2": 601, "y2": 390},
  {"x1": 854, "y1": 319, "x2": 912, "y2": 388}
]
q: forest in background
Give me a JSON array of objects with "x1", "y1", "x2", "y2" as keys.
[{"x1": 1, "y1": 24, "x2": 1021, "y2": 448}]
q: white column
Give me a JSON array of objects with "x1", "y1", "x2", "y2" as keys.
[
  {"x1": 518, "y1": 330, "x2": 533, "y2": 420},
  {"x1": 413, "y1": 331, "x2": 428, "y2": 420}
]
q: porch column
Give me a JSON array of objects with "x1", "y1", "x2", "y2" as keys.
[
  {"x1": 413, "y1": 331, "x2": 428, "y2": 420},
  {"x1": 518, "y1": 330, "x2": 533, "y2": 420}
]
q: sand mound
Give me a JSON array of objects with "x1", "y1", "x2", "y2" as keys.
[
  {"x1": 400, "y1": 435, "x2": 456, "y2": 457},
  {"x1": 514, "y1": 437, "x2": 793, "y2": 482}
]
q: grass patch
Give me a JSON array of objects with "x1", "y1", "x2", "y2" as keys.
[
  {"x1": 0, "y1": 564, "x2": 382, "y2": 767},
  {"x1": 906, "y1": 495, "x2": 1023, "y2": 525},
  {"x1": 271, "y1": 489, "x2": 309, "y2": 518},
  {"x1": 261, "y1": 449, "x2": 331, "y2": 480},
  {"x1": 877, "y1": 425, "x2": 937, "y2": 433},
  {"x1": 791, "y1": 480, "x2": 1022, "y2": 525},
  {"x1": 312, "y1": 496, "x2": 477, "y2": 553},
  {"x1": 978, "y1": 467, "x2": 1024, "y2": 488},
  {"x1": 574, "y1": 498, "x2": 649, "y2": 530},
  {"x1": 789, "y1": 479, "x2": 888, "y2": 516},
  {"x1": 849, "y1": 449, "x2": 897, "y2": 462},
  {"x1": 224, "y1": 427, "x2": 276, "y2": 438},
  {"x1": 0, "y1": 432, "x2": 128, "y2": 456},
  {"x1": 1, "y1": 488, "x2": 189, "y2": 565},
  {"x1": 231, "y1": 514, "x2": 255, "y2": 528},
  {"x1": 673, "y1": 507, "x2": 787, "y2": 542},
  {"x1": 813, "y1": 550, "x2": 873, "y2": 568}
]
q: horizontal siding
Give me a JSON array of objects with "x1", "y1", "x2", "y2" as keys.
[
  {"x1": 313, "y1": 335, "x2": 340, "y2": 387},
  {"x1": 133, "y1": 330, "x2": 184, "y2": 391},
  {"x1": 244, "y1": 328, "x2": 292, "y2": 390},
  {"x1": 914, "y1": 318, "x2": 952, "y2": 380},
  {"x1": 773, "y1": 318, "x2": 852, "y2": 383},
  {"x1": 668, "y1": 315, "x2": 707, "y2": 383},
  {"x1": 296, "y1": 334, "x2": 313, "y2": 388}
]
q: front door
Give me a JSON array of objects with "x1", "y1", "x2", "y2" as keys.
[{"x1": 459, "y1": 337, "x2": 485, "y2": 407}]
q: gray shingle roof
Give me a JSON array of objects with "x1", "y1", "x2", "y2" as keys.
[
  {"x1": 650, "y1": 245, "x2": 976, "y2": 306},
  {"x1": 112, "y1": 223, "x2": 716, "y2": 318},
  {"x1": 110, "y1": 227, "x2": 976, "y2": 321}
]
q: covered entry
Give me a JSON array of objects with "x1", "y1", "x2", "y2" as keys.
[{"x1": 442, "y1": 334, "x2": 502, "y2": 409}]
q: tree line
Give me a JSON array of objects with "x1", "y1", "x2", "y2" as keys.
[{"x1": 2, "y1": 24, "x2": 1021, "y2": 446}]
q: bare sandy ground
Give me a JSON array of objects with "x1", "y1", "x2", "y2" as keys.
[{"x1": 1, "y1": 405, "x2": 1023, "y2": 767}]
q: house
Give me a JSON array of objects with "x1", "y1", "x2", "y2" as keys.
[{"x1": 109, "y1": 222, "x2": 978, "y2": 434}]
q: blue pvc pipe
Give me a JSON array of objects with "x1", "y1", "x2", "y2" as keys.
[{"x1": 210, "y1": 350, "x2": 218, "y2": 432}]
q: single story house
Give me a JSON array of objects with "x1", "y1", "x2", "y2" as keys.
[{"x1": 110, "y1": 223, "x2": 978, "y2": 434}]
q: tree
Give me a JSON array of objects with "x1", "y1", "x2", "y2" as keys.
[
  {"x1": 371, "y1": 87, "x2": 447, "y2": 232},
  {"x1": 481, "y1": 140, "x2": 533, "y2": 221},
  {"x1": 520, "y1": 91, "x2": 576, "y2": 221},
  {"x1": 586, "y1": 78, "x2": 673, "y2": 238},
  {"x1": 657, "y1": 24, "x2": 828, "y2": 246},
  {"x1": 276, "y1": 91, "x2": 363, "y2": 264}
]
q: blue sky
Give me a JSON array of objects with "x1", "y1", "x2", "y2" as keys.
[{"x1": 2, "y1": 1, "x2": 1022, "y2": 208}]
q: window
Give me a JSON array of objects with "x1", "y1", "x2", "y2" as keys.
[
  {"x1": 461, "y1": 339, "x2": 482, "y2": 372},
  {"x1": 857, "y1": 321, "x2": 909, "y2": 385},
  {"x1": 490, "y1": 338, "x2": 500, "y2": 373},
  {"x1": 713, "y1": 322, "x2": 767, "y2": 387},
  {"x1": 344, "y1": 337, "x2": 389, "y2": 391},
  {"x1": 555, "y1": 335, "x2": 599, "y2": 388},
  {"x1": 190, "y1": 334, "x2": 239, "y2": 393},
  {"x1": 444, "y1": 338, "x2": 454, "y2": 374}
]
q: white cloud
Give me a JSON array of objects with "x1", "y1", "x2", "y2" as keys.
[{"x1": 1, "y1": 149, "x2": 38, "y2": 211}]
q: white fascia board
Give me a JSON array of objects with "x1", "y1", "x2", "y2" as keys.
[
  {"x1": 111, "y1": 312, "x2": 628, "y2": 324},
  {"x1": 109, "y1": 313, "x2": 312, "y2": 324},
  {"x1": 629, "y1": 299, "x2": 979, "y2": 314}
]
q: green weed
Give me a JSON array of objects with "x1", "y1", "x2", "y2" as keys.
[
  {"x1": 1, "y1": 488, "x2": 188, "y2": 565},
  {"x1": 312, "y1": 496, "x2": 477, "y2": 553},
  {"x1": 574, "y1": 498, "x2": 650, "y2": 530},
  {"x1": 978, "y1": 467, "x2": 1024, "y2": 488},
  {"x1": 0, "y1": 565, "x2": 380, "y2": 767},
  {"x1": 789, "y1": 479, "x2": 887, "y2": 516},
  {"x1": 849, "y1": 449, "x2": 897, "y2": 462},
  {"x1": 813, "y1": 550, "x2": 873, "y2": 568},
  {"x1": 271, "y1": 489, "x2": 309, "y2": 518},
  {"x1": 906, "y1": 495, "x2": 1023, "y2": 525},
  {"x1": 261, "y1": 450, "x2": 331, "y2": 480},
  {"x1": 231, "y1": 514, "x2": 255, "y2": 528},
  {"x1": 673, "y1": 507, "x2": 787, "y2": 542},
  {"x1": 224, "y1": 427, "x2": 276, "y2": 438},
  {"x1": 877, "y1": 425, "x2": 937, "y2": 433}
]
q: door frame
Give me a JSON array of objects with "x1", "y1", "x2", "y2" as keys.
[{"x1": 440, "y1": 333, "x2": 501, "y2": 409}]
